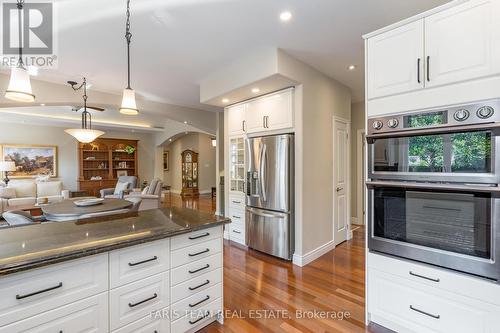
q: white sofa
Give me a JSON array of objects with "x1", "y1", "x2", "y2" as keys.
[{"x1": 0, "y1": 181, "x2": 69, "y2": 214}]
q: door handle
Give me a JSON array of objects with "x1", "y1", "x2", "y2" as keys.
[
  {"x1": 242, "y1": 120, "x2": 246, "y2": 132},
  {"x1": 262, "y1": 116, "x2": 266, "y2": 128},
  {"x1": 417, "y1": 58, "x2": 421, "y2": 83},
  {"x1": 260, "y1": 144, "x2": 267, "y2": 202},
  {"x1": 336, "y1": 187, "x2": 343, "y2": 192},
  {"x1": 426, "y1": 56, "x2": 430, "y2": 82}
]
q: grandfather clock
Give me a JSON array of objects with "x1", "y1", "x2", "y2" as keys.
[{"x1": 181, "y1": 150, "x2": 199, "y2": 197}]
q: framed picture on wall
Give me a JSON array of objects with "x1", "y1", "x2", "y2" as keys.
[
  {"x1": 163, "y1": 151, "x2": 169, "y2": 171},
  {"x1": 2, "y1": 144, "x2": 57, "y2": 178},
  {"x1": 117, "y1": 170, "x2": 128, "y2": 177}
]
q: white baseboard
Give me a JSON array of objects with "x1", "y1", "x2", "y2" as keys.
[{"x1": 292, "y1": 240, "x2": 335, "y2": 267}]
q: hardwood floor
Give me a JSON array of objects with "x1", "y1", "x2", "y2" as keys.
[{"x1": 165, "y1": 194, "x2": 390, "y2": 333}]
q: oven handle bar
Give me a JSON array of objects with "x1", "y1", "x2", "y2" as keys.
[
  {"x1": 366, "y1": 121, "x2": 500, "y2": 143},
  {"x1": 366, "y1": 180, "x2": 500, "y2": 193}
]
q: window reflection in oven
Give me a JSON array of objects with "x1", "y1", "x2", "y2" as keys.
[
  {"x1": 373, "y1": 187, "x2": 491, "y2": 259},
  {"x1": 372, "y1": 131, "x2": 492, "y2": 174}
]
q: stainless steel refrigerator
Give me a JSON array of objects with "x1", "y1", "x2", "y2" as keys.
[{"x1": 246, "y1": 134, "x2": 294, "y2": 260}]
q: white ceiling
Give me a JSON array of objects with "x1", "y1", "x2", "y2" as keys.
[{"x1": 10, "y1": 0, "x2": 450, "y2": 109}]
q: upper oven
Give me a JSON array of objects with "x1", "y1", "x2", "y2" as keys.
[{"x1": 367, "y1": 99, "x2": 500, "y2": 184}]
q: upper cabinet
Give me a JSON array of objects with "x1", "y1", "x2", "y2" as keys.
[
  {"x1": 367, "y1": 20, "x2": 424, "y2": 99},
  {"x1": 424, "y1": 0, "x2": 500, "y2": 88},
  {"x1": 366, "y1": 0, "x2": 500, "y2": 100},
  {"x1": 227, "y1": 104, "x2": 246, "y2": 136},
  {"x1": 226, "y1": 89, "x2": 294, "y2": 136}
]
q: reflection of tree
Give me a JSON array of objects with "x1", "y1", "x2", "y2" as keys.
[{"x1": 407, "y1": 113, "x2": 490, "y2": 173}]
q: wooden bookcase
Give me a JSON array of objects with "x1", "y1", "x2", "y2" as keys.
[
  {"x1": 78, "y1": 138, "x2": 139, "y2": 197},
  {"x1": 181, "y1": 149, "x2": 199, "y2": 197}
]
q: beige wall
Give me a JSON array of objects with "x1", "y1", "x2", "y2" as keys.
[
  {"x1": 163, "y1": 132, "x2": 216, "y2": 194},
  {"x1": 277, "y1": 50, "x2": 352, "y2": 256},
  {"x1": 0, "y1": 122, "x2": 157, "y2": 191},
  {"x1": 350, "y1": 102, "x2": 366, "y2": 223}
]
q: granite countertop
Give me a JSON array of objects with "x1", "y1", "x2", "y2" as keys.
[{"x1": 0, "y1": 207, "x2": 230, "y2": 276}]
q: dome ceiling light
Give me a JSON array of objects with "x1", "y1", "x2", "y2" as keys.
[{"x1": 65, "y1": 78, "x2": 105, "y2": 143}]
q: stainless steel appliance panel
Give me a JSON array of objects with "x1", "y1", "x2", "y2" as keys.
[
  {"x1": 246, "y1": 134, "x2": 293, "y2": 212},
  {"x1": 246, "y1": 206, "x2": 292, "y2": 260}
]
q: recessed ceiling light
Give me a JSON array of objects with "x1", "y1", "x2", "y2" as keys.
[
  {"x1": 251, "y1": 88, "x2": 260, "y2": 93},
  {"x1": 222, "y1": 98, "x2": 229, "y2": 103},
  {"x1": 40, "y1": 103, "x2": 45, "y2": 106},
  {"x1": 280, "y1": 11, "x2": 292, "y2": 21},
  {"x1": 183, "y1": 121, "x2": 188, "y2": 124},
  {"x1": 348, "y1": 65, "x2": 357, "y2": 71},
  {"x1": 169, "y1": 138, "x2": 172, "y2": 142}
]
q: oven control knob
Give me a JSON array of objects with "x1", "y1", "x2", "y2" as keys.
[
  {"x1": 387, "y1": 118, "x2": 399, "y2": 128},
  {"x1": 477, "y1": 106, "x2": 494, "y2": 119},
  {"x1": 372, "y1": 120, "x2": 383, "y2": 130},
  {"x1": 453, "y1": 109, "x2": 470, "y2": 121}
]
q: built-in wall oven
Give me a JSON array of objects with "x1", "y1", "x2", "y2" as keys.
[{"x1": 367, "y1": 99, "x2": 500, "y2": 282}]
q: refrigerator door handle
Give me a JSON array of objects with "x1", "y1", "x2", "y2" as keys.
[
  {"x1": 247, "y1": 207, "x2": 287, "y2": 218},
  {"x1": 260, "y1": 143, "x2": 267, "y2": 202}
]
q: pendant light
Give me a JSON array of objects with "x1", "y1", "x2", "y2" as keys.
[
  {"x1": 119, "y1": 0, "x2": 139, "y2": 115},
  {"x1": 5, "y1": 0, "x2": 35, "y2": 102},
  {"x1": 65, "y1": 78, "x2": 105, "y2": 143}
]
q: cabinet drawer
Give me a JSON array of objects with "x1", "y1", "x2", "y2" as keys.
[
  {"x1": 228, "y1": 208, "x2": 245, "y2": 224},
  {"x1": 229, "y1": 223, "x2": 245, "y2": 240},
  {"x1": 171, "y1": 253, "x2": 222, "y2": 286},
  {"x1": 110, "y1": 238, "x2": 170, "y2": 288},
  {"x1": 171, "y1": 238, "x2": 222, "y2": 268},
  {"x1": 368, "y1": 252, "x2": 500, "y2": 306},
  {"x1": 170, "y1": 297, "x2": 222, "y2": 333},
  {"x1": 110, "y1": 272, "x2": 170, "y2": 331},
  {"x1": 171, "y1": 268, "x2": 222, "y2": 303},
  {"x1": 171, "y1": 226, "x2": 222, "y2": 251},
  {"x1": 0, "y1": 292, "x2": 108, "y2": 333},
  {"x1": 368, "y1": 268, "x2": 500, "y2": 333},
  {"x1": 113, "y1": 310, "x2": 170, "y2": 333},
  {"x1": 228, "y1": 193, "x2": 245, "y2": 207},
  {"x1": 0, "y1": 253, "x2": 107, "y2": 326},
  {"x1": 171, "y1": 283, "x2": 222, "y2": 322}
]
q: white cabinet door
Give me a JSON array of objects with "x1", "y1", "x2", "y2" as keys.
[
  {"x1": 424, "y1": 0, "x2": 500, "y2": 88},
  {"x1": 226, "y1": 104, "x2": 246, "y2": 136},
  {"x1": 246, "y1": 90, "x2": 293, "y2": 133},
  {"x1": 367, "y1": 20, "x2": 424, "y2": 99},
  {"x1": 245, "y1": 98, "x2": 267, "y2": 133}
]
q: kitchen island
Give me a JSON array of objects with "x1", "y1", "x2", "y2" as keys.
[{"x1": 0, "y1": 207, "x2": 230, "y2": 333}]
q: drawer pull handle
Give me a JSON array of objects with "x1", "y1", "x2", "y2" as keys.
[
  {"x1": 409, "y1": 271, "x2": 440, "y2": 283},
  {"x1": 16, "y1": 282, "x2": 63, "y2": 300},
  {"x1": 189, "y1": 232, "x2": 210, "y2": 240},
  {"x1": 189, "y1": 295, "x2": 210, "y2": 308},
  {"x1": 189, "y1": 264, "x2": 210, "y2": 274},
  {"x1": 128, "y1": 256, "x2": 158, "y2": 267},
  {"x1": 189, "y1": 248, "x2": 210, "y2": 257},
  {"x1": 232, "y1": 230, "x2": 242, "y2": 234},
  {"x1": 128, "y1": 293, "x2": 158, "y2": 308},
  {"x1": 232, "y1": 215, "x2": 241, "y2": 219},
  {"x1": 189, "y1": 311, "x2": 209, "y2": 325},
  {"x1": 189, "y1": 279, "x2": 210, "y2": 291},
  {"x1": 410, "y1": 305, "x2": 440, "y2": 319},
  {"x1": 232, "y1": 200, "x2": 241, "y2": 204}
]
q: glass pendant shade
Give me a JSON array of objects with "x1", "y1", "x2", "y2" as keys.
[
  {"x1": 64, "y1": 128, "x2": 104, "y2": 143},
  {"x1": 119, "y1": 88, "x2": 139, "y2": 115},
  {"x1": 5, "y1": 67, "x2": 35, "y2": 102}
]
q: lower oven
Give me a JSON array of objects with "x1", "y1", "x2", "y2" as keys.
[{"x1": 367, "y1": 181, "x2": 500, "y2": 282}]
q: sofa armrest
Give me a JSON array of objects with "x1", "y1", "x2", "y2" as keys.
[{"x1": 99, "y1": 188, "x2": 115, "y2": 198}]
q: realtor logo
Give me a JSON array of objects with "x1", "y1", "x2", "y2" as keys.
[{"x1": 1, "y1": 1, "x2": 57, "y2": 68}]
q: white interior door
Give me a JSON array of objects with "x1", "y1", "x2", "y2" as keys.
[{"x1": 334, "y1": 118, "x2": 350, "y2": 245}]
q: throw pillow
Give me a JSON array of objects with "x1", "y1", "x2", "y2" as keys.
[
  {"x1": 0, "y1": 187, "x2": 16, "y2": 199},
  {"x1": 141, "y1": 186, "x2": 150, "y2": 195},
  {"x1": 114, "y1": 182, "x2": 130, "y2": 195}
]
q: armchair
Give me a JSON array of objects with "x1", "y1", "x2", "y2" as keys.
[
  {"x1": 125, "y1": 178, "x2": 163, "y2": 211},
  {"x1": 100, "y1": 176, "x2": 137, "y2": 198}
]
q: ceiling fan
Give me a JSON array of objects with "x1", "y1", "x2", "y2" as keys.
[{"x1": 67, "y1": 80, "x2": 105, "y2": 112}]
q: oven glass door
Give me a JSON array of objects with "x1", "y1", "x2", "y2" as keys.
[
  {"x1": 372, "y1": 187, "x2": 492, "y2": 260},
  {"x1": 369, "y1": 130, "x2": 496, "y2": 182}
]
